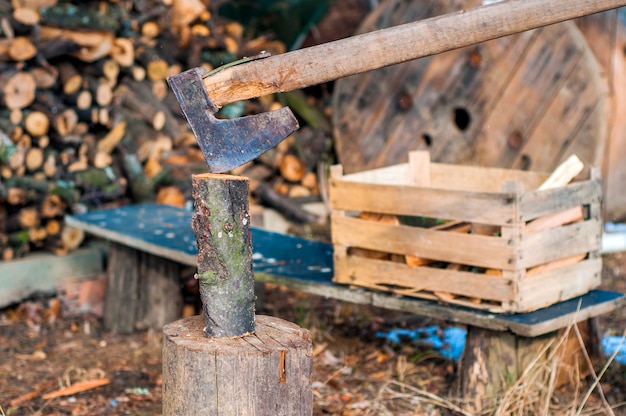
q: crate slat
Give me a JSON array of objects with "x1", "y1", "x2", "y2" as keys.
[
  {"x1": 334, "y1": 255, "x2": 514, "y2": 302},
  {"x1": 331, "y1": 215, "x2": 515, "y2": 270},
  {"x1": 330, "y1": 181, "x2": 516, "y2": 225},
  {"x1": 520, "y1": 219, "x2": 601, "y2": 268},
  {"x1": 519, "y1": 179, "x2": 602, "y2": 221},
  {"x1": 517, "y1": 258, "x2": 602, "y2": 311}
]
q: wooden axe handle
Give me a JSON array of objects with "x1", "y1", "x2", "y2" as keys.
[{"x1": 203, "y1": 0, "x2": 625, "y2": 107}]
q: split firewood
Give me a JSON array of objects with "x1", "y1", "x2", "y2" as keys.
[
  {"x1": 12, "y1": 7, "x2": 40, "y2": 26},
  {"x1": 29, "y1": 66, "x2": 58, "y2": 89},
  {"x1": 40, "y1": 194, "x2": 65, "y2": 218},
  {"x1": 39, "y1": 26, "x2": 114, "y2": 62},
  {"x1": 8, "y1": 36, "x2": 36, "y2": 61},
  {"x1": 33, "y1": 90, "x2": 78, "y2": 136},
  {"x1": 24, "y1": 110, "x2": 50, "y2": 137},
  {"x1": 136, "y1": 43, "x2": 171, "y2": 81},
  {"x1": 111, "y1": 38, "x2": 135, "y2": 67},
  {"x1": 6, "y1": 206, "x2": 40, "y2": 232},
  {"x1": 348, "y1": 212, "x2": 405, "y2": 262},
  {"x1": 526, "y1": 253, "x2": 588, "y2": 277},
  {"x1": 253, "y1": 181, "x2": 319, "y2": 224},
  {"x1": 156, "y1": 185, "x2": 185, "y2": 207},
  {"x1": 526, "y1": 155, "x2": 585, "y2": 233},
  {"x1": 25, "y1": 147, "x2": 43, "y2": 171},
  {"x1": 57, "y1": 60, "x2": 83, "y2": 95},
  {"x1": 280, "y1": 153, "x2": 306, "y2": 183},
  {"x1": 96, "y1": 120, "x2": 126, "y2": 155},
  {"x1": 405, "y1": 221, "x2": 472, "y2": 267},
  {"x1": 0, "y1": 70, "x2": 36, "y2": 109}
]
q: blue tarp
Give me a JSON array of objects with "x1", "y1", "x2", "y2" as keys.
[
  {"x1": 376, "y1": 326, "x2": 467, "y2": 362},
  {"x1": 378, "y1": 327, "x2": 626, "y2": 366},
  {"x1": 602, "y1": 335, "x2": 626, "y2": 365}
]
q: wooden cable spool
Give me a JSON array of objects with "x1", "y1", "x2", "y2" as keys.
[{"x1": 332, "y1": 0, "x2": 609, "y2": 178}]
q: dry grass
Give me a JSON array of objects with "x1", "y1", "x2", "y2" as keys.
[{"x1": 489, "y1": 324, "x2": 625, "y2": 416}]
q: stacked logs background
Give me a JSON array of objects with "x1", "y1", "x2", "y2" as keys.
[{"x1": 0, "y1": 0, "x2": 339, "y2": 260}]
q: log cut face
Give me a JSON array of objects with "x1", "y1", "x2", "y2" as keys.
[{"x1": 192, "y1": 173, "x2": 256, "y2": 338}]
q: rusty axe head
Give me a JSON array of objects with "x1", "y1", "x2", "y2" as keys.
[{"x1": 167, "y1": 67, "x2": 299, "y2": 173}]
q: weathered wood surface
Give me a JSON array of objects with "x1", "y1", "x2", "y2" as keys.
[
  {"x1": 192, "y1": 173, "x2": 256, "y2": 338},
  {"x1": 576, "y1": 10, "x2": 626, "y2": 221},
  {"x1": 162, "y1": 314, "x2": 313, "y2": 416},
  {"x1": 66, "y1": 203, "x2": 625, "y2": 336},
  {"x1": 332, "y1": 0, "x2": 608, "y2": 181},
  {"x1": 459, "y1": 321, "x2": 596, "y2": 413},
  {"x1": 0, "y1": 242, "x2": 105, "y2": 309},
  {"x1": 103, "y1": 242, "x2": 183, "y2": 333}
]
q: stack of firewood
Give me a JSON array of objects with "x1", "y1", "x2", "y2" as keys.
[{"x1": 0, "y1": 0, "x2": 332, "y2": 259}]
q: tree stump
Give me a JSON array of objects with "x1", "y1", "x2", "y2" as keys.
[
  {"x1": 104, "y1": 242, "x2": 183, "y2": 333},
  {"x1": 163, "y1": 314, "x2": 313, "y2": 415},
  {"x1": 458, "y1": 321, "x2": 597, "y2": 413}
]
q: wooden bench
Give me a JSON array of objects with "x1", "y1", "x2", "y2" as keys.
[{"x1": 66, "y1": 202, "x2": 626, "y2": 411}]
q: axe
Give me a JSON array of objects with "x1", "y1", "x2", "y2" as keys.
[{"x1": 168, "y1": 0, "x2": 625, "y2": 173}]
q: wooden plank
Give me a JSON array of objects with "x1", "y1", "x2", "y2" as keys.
[
  {"x1": 524, "y1": 206, "x2": 585, "y2": 233},
  {"x1": 430, "y1": 163, "x2": 549, "y2": 192},
  {"x1": 65, "y1": 208, "x2": 198, "y2": 267},
  {"x1": 519, "y1": 179, "x2": 601, "y2": 221},
  {"x1": 329, "y1": 179, "x2": 516, "y2": 225},
  {"x1": 333, "y1": 254, "x2": 513, "y2": 302},
  {"x1": 341, "y1": 162, "x2": 550, "y2": 192},
  {"x1": 257, "y1": 267, "x2": 625, "y2": 337},
  {"x1": 475, "y1": 22, "x2": 586, "y2": 168},
  {"x1": 331, "y1": 215, "x2": 515, "y2": 270},
  {"x1": 0, "y1": 242, "x2": 106, "y2": 308},
  {"x1": 520, "y1": 219, "x2": 601, "y2": 268},
  {"x1": 511, "y1": 27, "x2": 606, "y2": 172},
  {"x1": 518, "y1": 258, "x2": 602, "y2": 312}
]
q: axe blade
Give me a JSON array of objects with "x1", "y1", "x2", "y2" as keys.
[{"x1": 167, "y1": 67, "x2": 299, "y2": 173}]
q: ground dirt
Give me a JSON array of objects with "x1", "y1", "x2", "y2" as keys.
[{"x1": 1, "y1": 253, "x2": 625, "y2": 415}]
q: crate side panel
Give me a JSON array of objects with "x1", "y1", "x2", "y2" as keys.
[
  {"x1": 517, "y1": 258, "x2": 602, "y2": 312},
  {"x1": 329, "y1": 180, "x2": 515, "y2": 225},
  {"x1": 341, "y1": 164, "x2": 409, "y2": 185},
  {"x1": 331, "y1": 215, "x2": 516, "y2": 270},
  {"x1": 340, "y1": 163, "x2": 551, "y2": 193},
  {"x1": 430, "y1": 164, "x2": 550, "y2": 192},
  {"x1": 333, "y1": 254, "x2": 514, "y2": 302},
  {"x1": 519, "y1": 180, "x2": 601, "y2": 221},
  {"x1": 520, "y1": 219, "x2": 601, "y2": 268}
]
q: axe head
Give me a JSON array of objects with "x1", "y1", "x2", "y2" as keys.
[{"x1": 167, "y1": 67, "x2": 299, "y2": 173}]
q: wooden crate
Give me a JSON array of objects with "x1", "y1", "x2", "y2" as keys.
[{"x1": 329, "y1": 151, "x2": 603, "y2": 313}]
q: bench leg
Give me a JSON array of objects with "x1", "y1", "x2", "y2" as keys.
[
  {"x1": 458, "y1": 320, "x2": 597, "y2": 413},
  {"x1": 104, "y1": 242, "x2": 183, "y2": 333}
]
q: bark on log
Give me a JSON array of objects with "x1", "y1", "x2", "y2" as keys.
[{"x1": 192, "y1": 173, "x2": 256, "y2": 338}]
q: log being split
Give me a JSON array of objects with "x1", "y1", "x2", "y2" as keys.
[{"x1": 192, "y1": 173, "x2": 256, "y2": 338}]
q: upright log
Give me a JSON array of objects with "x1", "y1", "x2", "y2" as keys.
[{"x1": 192, "y1": 172, "x2": 256, "y2": 337}]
